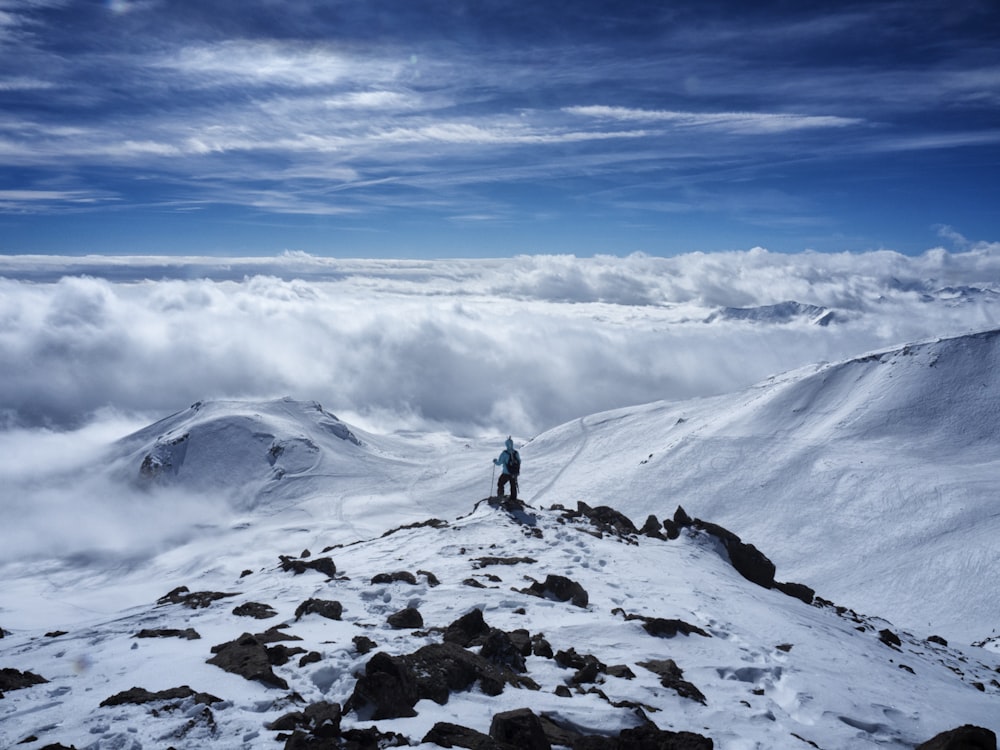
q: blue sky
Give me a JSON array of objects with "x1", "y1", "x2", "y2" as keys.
[{"x1": 1, "y1": 0, "x2": 998, "y2": 257}]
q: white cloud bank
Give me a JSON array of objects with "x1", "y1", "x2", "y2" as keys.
[{"x1": 3, "y1": 246, "x2": 1000, "y2": 438}]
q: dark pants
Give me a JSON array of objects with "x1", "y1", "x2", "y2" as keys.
[{"x1": 497, "y1": 473, "x2": 518, "y2": 500}]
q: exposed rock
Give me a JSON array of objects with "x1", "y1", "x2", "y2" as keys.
[
  {"x1": 372, "y1": 571, "x2": 418, "y2": 585},
  {"x1": 480, "y1": 629, "x2": 527, "y2": 673},
  {"x1": 134, "y1": 627, "x2": 201, "y2": 640},
  {"x1": 299, "y1": 651, "x2": 322, "y2": 667},
  {"x1": 0, "y1": 668, "x2": 47, "y2": 693},
  {"x1": 775, "y1": 581, "x2": 815, "y2": 605},
  {"x1": 267, "y1": 643, "x2": 308, "y2": 666},
  {"x1": 417, "y1": 569, "x2": 442, "y2": 587},
  {"x1": 473, "y1": 556, "x2": 537, "y2": 568},
  {"x1": 233, "y1": 602, "x2": 279, "y2": 619},
  {"x1": 100, "y1": 685, "x2": 221, "y2": 707},
  {"x1": 255, "y1": 624, "x2": 303, "y2": 643},
  {"x1": 443, "y1": 608, "x2": 492, "y2": 647},
  {"x1": 353, "y1": 635, "x2": 377, "y2": 655},
  {"x1": 879, "y1": 628, "x2": 902, "y2": 649},
  {"x1": 519, "y1": 574, "x2": 589, "y2": 608},
  {"x1": 44, "y1": 630, "x2": 67, "y2": 638},
  {"x1": 662, "y1": 518, "x2": 681, "y2": 540},
  {"x1": 637, "y1": 659, "x2": 707, "y2": 705},
  {"x1": 563, "y1": 502, "x2": 639, "y2": 540},
  {"x1": 279, "y1": 555, "x2": 337, "y2": 578},
  {"x1": 348, "y1": 642, "x2": 537, "y2": 720},
  {"x1": 640, "y1": 515, "x2": 666, "y2": 540},
  {"x1": 463, "y1": 578, "x2": 489, "y2": 588},
  {"x1": 915, "y1": 724, "x2": 996, "y2": 750},
  {"x1": 613, "y1": 610, "x2": 711, "y2": 639},
  {"x1": 532, "y1": 634, "x2": 554, "y2": 658},
  {"x1": 423, "y1": 722, "x2": 505, "y2": 750},
  {"x1": 387, "y1": 607, "x2": 423, "y2": 629},
  {"x1": 489, "y1": 708, "x2": 551, "y2": 750},
  {"x1": 555, "y1": 648, "x2": 606, "y2": 685},
  {"x1": 157, "y1": 585, "x2": 239, "y2": 609},
  {"x1": 694, "y1": 520, "x2": 776, "y2": 589},
  {"x1": 207, "y1": 632, "x2": 289, "y2": 689},
  {"x1": 266, "y1": 700, "x2": 342, "y2": 737},
  {"x1": 673, "y1": 505, "x2": 693, "y2": 527},
  {"x1": 927, "y1": 635, "x2": 949, "y2": 647},
  {"x1": 294, "y1": 598, "x2": 343, "y2": 622},
  {"x1": 571, "y1": 723, "x2": 715, "y2": 749}
]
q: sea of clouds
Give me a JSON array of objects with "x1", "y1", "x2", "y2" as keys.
[{"x1": 2, "y1": 245, "x2": 1000, "y2": 562}]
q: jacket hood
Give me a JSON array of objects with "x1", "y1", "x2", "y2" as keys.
[{"x1": 505, "y1": 437, "x2": 514, "y2": 450}]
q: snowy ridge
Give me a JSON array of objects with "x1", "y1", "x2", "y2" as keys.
[{"x1": 0, "y1": 498, "x2": 996, "y2": 749}]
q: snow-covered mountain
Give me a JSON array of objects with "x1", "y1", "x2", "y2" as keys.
[{"x1": 2, "y1": 329, "x2": 999, "y2": 749}]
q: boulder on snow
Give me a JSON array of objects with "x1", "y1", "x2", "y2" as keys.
[
  {"x1": 233, "y1": 601, "x2": 278, "y2": 619},
  {"x1": 519, "y1": 574, "x2": 589, "y2": 608},
  {"x1": 294, "y1": 598, "x2": 343, "y2": 621},
  {"x1": 694, "y1": 519, "x2": 776, "y2": 589},
  {"x1": 443, "y1": 608, "x2": 492, "y2": 647},
  {"x1": 480, "y1": 629, "x2": 527, "y2": 673},
  {"x1": 207, "y1": 632, "x2": 289, "y2": 689},
  {"x1": 279, "y1": 555, "x2": 337, "y2": 578},
  {"x1": 134, "y1": 627, "x2": 201, "y2": 640},
  {"x1": 0, "y1": 668, "x2": 47, "y2": 693},
  {"x1": 915, "y1": 724, "x2": 996, "y2": 750},
  {"x1": 157, "y1": 585, "x2": 239, "y2": 609},
  {"x1": 563, "y1": 501, "x2": 639, "y2": 540},
  {"x1": 387, "y1": 607, "x2": 424, "y2": 629},
  {"x1": 423, "y1": 722, "x2": 504, "y2": 750},
  {"x1": 100, "y1": 685, "x2": 220, "y2": 707},
  {"x1": 489, "y1": 707, "x2": 551, "y2": 750},
  {"x1": 637, "y1": 658, "x2": 707, "y2": 705},
  {"x1": 347, "y1": 642, "x2": 537, "y2": 720}
]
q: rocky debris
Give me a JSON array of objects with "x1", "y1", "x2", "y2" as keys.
[
  {"x1": 207, "y1": 632, "x2": 290, "y2": 689},
  {"x1": 774, "y1": 580, "x2": 815, "y2": 605},
  {"x1": 353, "y1": 635, "x2": 377, "y2": 655},
  {"x1": 915, "y1": 724, "x2": 996, "y2": 750},
  {"x1": 640, "y1": 514, "x2": 666, "y2": 540},
  {"x1": 0, "y1": 668, "x2": 47, "y2": 694},
  {"x1": 267, "y1": 700, "x2": 342, "y2": 736},
  {"x1": 490, "y1": 707, "x2": 551, "y2": 749},
  {"x1": 255, "y1": 624, "x2": 303, "y2": 644},
  {"x1": 157, "y1": 585, "x2": 239, "y2": 609},
  {"x1": 473, "y1": 555, "x2": 537, "y2": 568},
  {"x1": 134, "y1": 627, "x2": 201, "y2": 640},
  {"x1": 613, "y1": 609, "x2": 711, "y2": 639},
  {"x1": 233, "y1": 601, "x2": 278, "y2": 619},
  {"x1": 418, "y1": 569, "x2": 442, "y2": 586},
  {"x1": 571, "y1": 723, "x2": 713, "y2": 749},
  {"x1": 672, "y1": 505, "x2": 813, "y2": 602},
  {"x1": 279, "y1": 555, "x2": 337, "y2": 578},
  {"x1": 561, "y1": 502, "x2": 640, "y2": 541},
  {"x1": 927, "y1": 635, "x2": 949, "y2": 647},
  {"x1": 879, "y1": 628, "x2": 903, "y2": 650},
  {"x1": 378, "y1": 517, "x2": 450, "y2": 539},
  {"x1": 267, "y1": 643, "x2": 309, "y2": 666},
  {"x1": 444, "y1": 608, "x2": 492, "y2": 647},
  {"x1": 347, "y1": 642, "x2": 538, "y2": 720},
  {"x1": 294, "y1": 598, "x2": 343, "y2": 621},
  {"x1": 44, "y1": 630, "x2": 67, "y2": 638},
  {"x1": 372, "y1": 571, "x2": 418, "y2": 585},
  {"x1": 99, "y1": 685, "x2": 221, "y2": 707},
  {"x1": 519, "y1": 574, "x2": 589, "y2": 608},
  {"x1": 555, "y1": 648, "x2": 607, "y2": 686},
  {"x1": 299, "y1": 651, "x2": 322, "y2": 667},
  {"x1": 480, "y1": 629, "x2": 528, "y2": 673},
  {"x1": 637, "y1": 659, "x2": 707, "y2": 705},
  {"x1": 387, "y1": 607, "x2": 424, "y2": 629},
  {"x1": 423, "y1": 721, "x2": 505, "y2": 749}
]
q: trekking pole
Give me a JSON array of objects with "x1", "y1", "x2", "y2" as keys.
[{"x1": 490, "y1": 462, "x2": 496, "y2": 498}]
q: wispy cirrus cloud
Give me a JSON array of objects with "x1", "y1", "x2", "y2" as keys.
[{"x1": 564, "y1": 105, "x2": 864, "y2": 134}]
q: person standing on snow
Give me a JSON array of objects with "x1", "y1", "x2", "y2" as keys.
[{"x1": 494, "y1": 437, "x2": 521, "y2": 501}]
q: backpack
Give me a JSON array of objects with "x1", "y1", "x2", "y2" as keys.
[{"x1": 507, "y1": 450, "x2": 521, "y2": 477}]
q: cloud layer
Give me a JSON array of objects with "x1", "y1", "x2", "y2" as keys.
[{"x1": 4, "y1": 247, "x2": 1000, "y2": 438}]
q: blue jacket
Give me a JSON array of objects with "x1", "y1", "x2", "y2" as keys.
[{"x1": 494, "y1": 437, "x2": 519, "y2": 475}]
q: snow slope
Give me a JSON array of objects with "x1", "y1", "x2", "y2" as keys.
[
  {"x1": 0, "y1": 498, "x2": 996, "y2": 749},
  {"x1": 2, "y1": 329, "x2": 999, "y2": 748},
  {"x1": 524, "y1": 328, "x2": 1000, "y2": 644}
]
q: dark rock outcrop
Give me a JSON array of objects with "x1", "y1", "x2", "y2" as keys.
[
  {"x1": 100, "y1": 685, "x2": 220, "y2": 707},
  {"x1": 444, "y1": 608, "x2": 492, "y2": 647},
  {"x1": 294, "y1": 598, "x2": 343, "y2": 622},
  {"x1": 563, "y1": 502, "x2": 639, "y2": 540},
  {"x1": 519, "y1": 574, "x2": 589, "y2": 608},
  {"x1": 157, "y1": 585, "x2": 239, "y2": 609},
  {"x1": 279, "y1": 555, "x2": 337, "y2": 578},
  {"x1": 372, "y1": 571, "x2": 418, "y2": 585},
  {"x1": 134, "y1": 627, "x2": 201, "y2": 640},
  {"x1": 353, "y1": 635, "x2": 377, "y2": 655},
  {"x1": 0, "y1": 668, "x2": 47, "y2": 693},
  {"x1": 207, "y1": 632, "x2": 289, "y2": 689},
  {"x1": 916, "y1": 725, "x2": 996, "y2": 750},
  {"x1": 694, "y1": 520, "x2": 776, "y2": 589},
  {"x1": 267, "y1": 700, "x2": 342, "y2": 736},
  {"x1": 774, "y1": 581, "x2": 815, "y2": 605},
  {"x1": 423, "y1": 722, "x2": 504, "y2": 750},
  {"x1": 347, "y1": 642, "x2": 537, "y2": 720},
  {"x1": 637, "y1": 659, "x2": 707, "y2": 705},
  {"x1": 233, "y1": 602, "x2": 278, "y2": 619},
  {"x1": 490, "y1": 708, "x2": 551, "y2": 750},
  {"x1": 480, "y1": 629, "x2": 527, "y2": 673},
  {"x1": 387, "y1": 607, "x2": 424, "y2": 629},
  {"x1": 613, "y1": 610, "x2": 711, "y2": 639}
]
